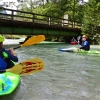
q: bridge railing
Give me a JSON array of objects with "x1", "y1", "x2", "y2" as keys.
[{"x1": 0, "y1": 8, "x2": 82, "y2": 28}]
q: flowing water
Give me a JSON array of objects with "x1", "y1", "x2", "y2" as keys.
[{"x1": 0, "y1": 40, "x2": 100, "y2": 100}]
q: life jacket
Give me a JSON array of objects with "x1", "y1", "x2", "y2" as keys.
[
  {"x1": 0, "y1": 48, "x2": 7, "y2": 70},
  {"x1": 81, "y1": 41, "x2": 90, "y2": 50}
]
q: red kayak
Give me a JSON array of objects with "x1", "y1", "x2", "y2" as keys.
[{"x1": 70, "y1": 42, "x2": 77, "y2": 45}]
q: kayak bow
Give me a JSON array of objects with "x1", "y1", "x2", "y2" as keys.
[
  {"x1": 58, "y1": 47, "x2": 100, "y2": 54},
  {"x1": 0, "y1": 72, "x2": 20, "y2": 96}
]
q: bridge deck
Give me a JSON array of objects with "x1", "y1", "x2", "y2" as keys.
[{"x1": 0, "y1": 8, "x2": 81, "y2": 36}]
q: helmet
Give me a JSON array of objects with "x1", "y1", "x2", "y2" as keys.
[
  {"x1": 82, "y1": 35, "x2": 88, "y2": 39},
  {"x1": 0, "y1": 35, "x2": 4, "y2": 42}
]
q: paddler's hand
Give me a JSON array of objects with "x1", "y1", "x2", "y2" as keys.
[
  {"x1": 78, "y1": 41, "x2": 80, "y2": 44},
  {"x1": 9, "y1": 47, "x2": 17, "y2": 56}
]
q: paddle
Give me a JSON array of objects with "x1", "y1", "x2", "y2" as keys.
[
  {"x1": 0, "y1": 35, "x2": 45, "y2": 75},
  {"x1": 77, "y1": 36, "x2": 81, "y2": 47},
  {"x1": 14, "y1": 35, "x2": 45, "y2": 49},
  {"x1": 6, "y1": 58, "x2": 44, "y2": 76},
  {"x1": 77, "y1": 36, "x2": 81, "y2": 43}
]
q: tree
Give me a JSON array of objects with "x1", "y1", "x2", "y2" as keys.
[{"x1": 82, "y1": 0, "x2": 100, "y2": 44}]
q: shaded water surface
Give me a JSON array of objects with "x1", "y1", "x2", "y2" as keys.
[{"x1": 1, "y1": 43, "x2": 100, "y2": 100}]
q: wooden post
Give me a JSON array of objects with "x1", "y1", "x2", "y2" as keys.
[
  {"x1": 32, "y1": 13, "x2": 34, "y2": 23},
  {"x1": 11, "y1": 10, "x2": 14, "y2": 21},
  {"x1": 62, "y1": 14, "x2": 68, "y2": 27},
  {"x1": 48, "y1": 17, "x2": 51, "y2": 25}
]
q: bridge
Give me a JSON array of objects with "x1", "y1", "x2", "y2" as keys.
[{"x1": 0, "y1": 8, "x2": 82, "y2": 37}]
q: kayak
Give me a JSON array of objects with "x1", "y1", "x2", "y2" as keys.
[
  {"x1": 0, "y1": 58, "x2": 44, "y2": 96},
  {"x1": 70, "y1": 42, "x2": 77, "y2": 45},
  {"x1": 0, "y1": 72, "x2": 20, "y2": 96},
  {"x1": 58, "y1": 47, "x2": 100, "y2": 54}
]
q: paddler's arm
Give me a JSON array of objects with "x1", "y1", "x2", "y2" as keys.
[
  {"x1": 5, "y1": 48, "x2": 18, "y2": 62},
  {"x1": 9, "y1": 48, "x2": 17, "y2": 56}
]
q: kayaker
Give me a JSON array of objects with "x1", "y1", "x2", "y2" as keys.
[
  {"x1": 71, "y1": 37, "x2": 77, "y2": 42},
  {"x1": 78, "y1": 35, "x2": 90, "y2": 51},
  {"x1": 0, "y1": 35, "x2": 18, "y2": 70}
]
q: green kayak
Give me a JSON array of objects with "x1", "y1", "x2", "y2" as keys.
[
  {"x1": 74, "y1": 49, "x2": 100, "y2": 54},
  {"x1": 58, "y1": 47, "x2": 100, "y2": 54},
  {"x1": 0, "y1": 72, "x2": 20, "y2": 96}
]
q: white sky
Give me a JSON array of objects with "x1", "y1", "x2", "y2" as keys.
[
  {"x1": 83, "y1": 0, "x2": 89, "y2": 2},
  {"x1": 0, "y1": 0, "x2": 89, "y2": 3}
]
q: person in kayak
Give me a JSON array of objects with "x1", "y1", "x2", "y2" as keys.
[
  {"x1": 58, "y1": 35, "x2": 90, "y2": 52},
  {"x1": 0, "y1": 35, "x2": 18, "y2": 70},
  {"x1": 71, "y1": 37, "x2": 77, "y2": 42},
  {"x1": 78, "y1": 35, "x2": 90, "y2": 51}
]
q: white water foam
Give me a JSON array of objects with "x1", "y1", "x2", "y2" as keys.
[{"x1": 3, "y1": 38, "x2": 25, "y2": 45}]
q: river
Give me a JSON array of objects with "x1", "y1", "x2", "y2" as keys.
[{"x1": 0, "y1": 40, "x2": 100, "y2": 100}]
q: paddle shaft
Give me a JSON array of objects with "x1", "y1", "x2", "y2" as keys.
[
  {"x1": 77, "y1": 36, "x2": 81, "y2": 47},
  {"x1": 14, "y1": 46, "x2": 21, "y2": 50}
]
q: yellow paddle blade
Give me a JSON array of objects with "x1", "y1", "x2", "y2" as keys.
[
  {"x1": 21, "y1": 35, "x2": 45, "y2": 47},
  {"x1": 6, "y1": 58, "x2": 44, "y2": 76}
]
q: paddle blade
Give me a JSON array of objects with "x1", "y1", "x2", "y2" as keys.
[
  {"x1": 77, "y1": 36, "x2": 81, "y2": 41},
  {"x1": 6, "y1": 58, "x2": 44, "y2": 76},
  {"x1": 21, "y1": 35, "x2": 45, "y2": 47}
]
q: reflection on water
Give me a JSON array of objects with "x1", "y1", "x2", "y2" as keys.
[{"x1": 1, "y1": 42, "x2": 100, "y2": 100}]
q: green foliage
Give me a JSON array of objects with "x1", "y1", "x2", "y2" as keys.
[
  {"x1": 33, "y1": 3, "x2": 64, "y2": 18},
  {"x1": 81, "y1": 0, "x2": 100, "y2": 44}
]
